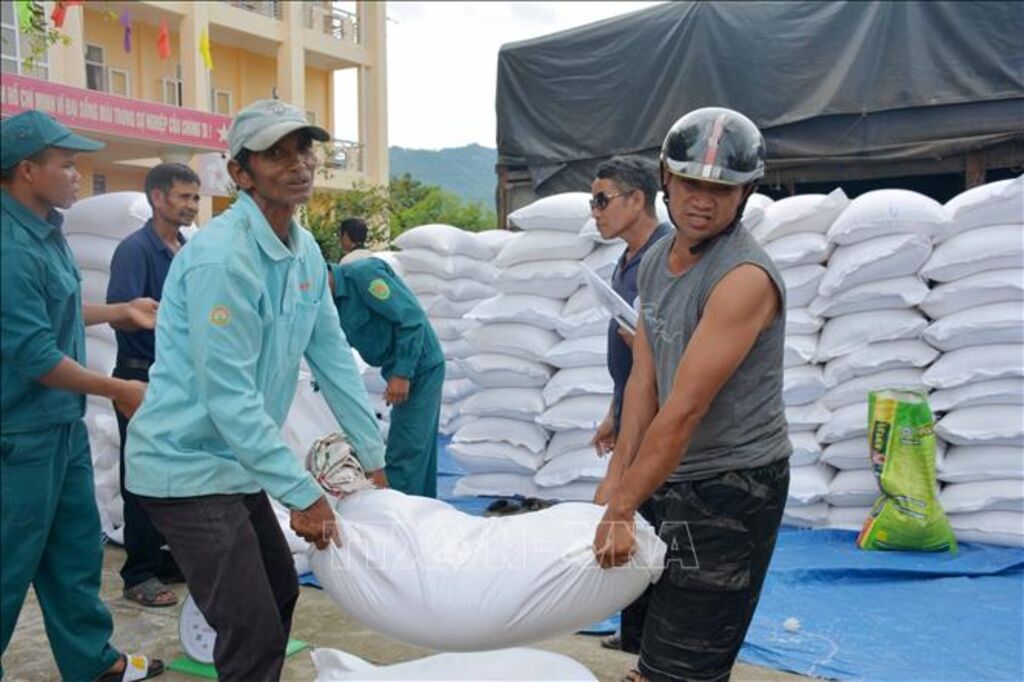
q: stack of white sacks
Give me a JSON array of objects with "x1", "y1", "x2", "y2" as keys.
[{"x1": 921, "y1": 177, "x2": 1024, "y2": 547}]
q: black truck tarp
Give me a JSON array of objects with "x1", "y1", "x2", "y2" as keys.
[{"x1": 495, "y1": 1, "x2": 1024, "y2": 194}]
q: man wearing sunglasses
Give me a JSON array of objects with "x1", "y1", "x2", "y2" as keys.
[
  {"x1": 593, "y1": 108, "x2": 790, "y2": 682},
  {"x1": 587, "y1": 156, "x2": 671, "y2": 655}
]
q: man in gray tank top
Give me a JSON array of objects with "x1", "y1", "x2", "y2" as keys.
[{"x1": 592, "y1": 108, "x2": 791, "y2": 682}]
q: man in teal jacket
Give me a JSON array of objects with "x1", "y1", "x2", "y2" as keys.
[{"x1": 329, "y1": 257, "x2": 444, "y2": 497}]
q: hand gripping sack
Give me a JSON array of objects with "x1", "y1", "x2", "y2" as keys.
[{"x1": 856, "y1": 390, "x2": 957, "y2": 552}]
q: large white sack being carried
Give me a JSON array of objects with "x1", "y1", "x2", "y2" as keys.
[
  {"x1": 66, "y1": 233, "x2": 123, "y2": 272},
  {"x1": 460, "y1": 388, "x2": 546, "y2": 422},
  {"x1": 467, "y1": 323, "x2": 561, "y2": 364},
  {"x1": 809, "y1": 276, "x2": 929, "y2": 318},
  {"x1": 922, "y1": 344, "x2": 1024, "y2": 389},
  {"x1": 939, "y1": 480, "x2": 1024, "y2": 514},
  {"x1": 789, "y1": 431, "x2": 822, "y2": 466},
  {"x1": 948, "y1": 511, "x2": 1024, "y2": 547},
  {"x1": 821, "y1": 368, "x2": 927, "y2": 410},
  {"x1": 783, "y1": 365, "x2": 827, "y2": 406},
  {"x1": 497, "y1": 260, "x2": 583, "y2": 299},
  {"x1": 823, "y1": 340, "x2": 938, "y2": 387},
  {"x1": 935, "y1": 406, "x2": 1024, "y2": 447},
  {"x1": 943, "y1": 176, "x2": 1024, "y2": 240},
  {"x1": 546, "y1": 336, "x2": 606, "y2": 369},
  {"x1": 495, "y1": 231, "x2": 594, "y2": 267},
  {"x1": 816, "y1": 309, "x2": 928, "y2": 361},
  {"x1": 920, "y1": 269, "x2": 1024, "y2": 319},
  {"x1": 508, "y1": 193, "x2": 593, "y2": 233},
  {"x1": 310, "y1": 491, "x2": 665, "y2": 652},
  {"x1": 394, "y1": 249, "x2": 499, "y2": 282},
  {"x1": 459, "y1": 353, "x2": 553, "y2": 389},
  {"x1": 312, "y1": 646, "x2": 598, "y2": 681},
  {"x1": 467, "y1": 295, "x2": 563, "y2": 331},
  {"x1": 788, "y1": 464, "x2": 835, "y2": 504},
  {"x1": 537, "y1": 395, "x2": 609, "y2": 432},
  {"x1": 751, "y1": 189, "x2": 849, "y2": 243},
  {"x1": 920, "y1": 224, "x2": 1024, "y2": 282},
  {"x1": 826, "y1": 469, "x2": 880, "y2": 507},
  {"x1": 535, "y1": 449, "x2": 609, "y2": 487},
  {"x1": 394, "y1": 224, "x2": 493, "y2": 260},
  {"x1": 544, "y1": 367, "x2": 613, "y2": 406},
  {"x1": 764, "y1": 232, "x2": 831, "y2": 268},
  {"x1": 787, "y1": 308, "x2": 824, "y2": 335},
  {"x1": 404, "y1": 273, "x2": 496, "y2": 302},
  {"x1": 817, "y1": 234, "x2": 933, "y2": 297},
  {"x1": 786, "y1": 401, "x2": 831, "y2": 432},
  {"x1": 827, "y1": 189, "x2": 950, "y2": 245},
  {"x1": 453, "y1": 417, "x2": 549, "y2": 454},
  {"x1": 448, "y1": 441, "x2": 545, "y2": 476},
  {"x1": 930, "y1": 378, "x2": 1024, "y2": 412},
  {"x1": 546, "y1": 429, "x2": 597, "y2": 462},
  {"x1": 781, "y1": 265, "x2": 826, "y2": 308},
  {"x1": 922, "y1": 302, "x2": 1024, "y2": 351},
  {"x1": 817, "y1": 402, "x2": 869, "y2": 444},
  {"x1": 939, "y1": 446, "x2": 1024, "y2": 484},
  {"x1": 62, "y1": 191, "x2": 151, "y2": 239},
  {"x1": 784, "y1": 335, "x2": 818, "y2": 368}
]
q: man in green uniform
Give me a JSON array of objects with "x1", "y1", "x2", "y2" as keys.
[
  {"x1": 1, "y1": 110, "x2": 164, "y2": 681},
  {"x1": 329, "y1": 257, "x2": 445, "y2": 497}
]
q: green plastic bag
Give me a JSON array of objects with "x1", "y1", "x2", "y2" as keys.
[{"x1": 857, "y1": 389, "x2": 957, "y2": 553}]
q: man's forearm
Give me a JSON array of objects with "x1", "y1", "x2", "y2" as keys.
[
  {"x1": 38, "y1": 356, "x2": 129, "y2": 400},
  {"x1": 82, "y1": 301, "x2": 126, "y2": 327},
  {"x1": 605, "y1": 385, "x2": 658, "y2": 483}
]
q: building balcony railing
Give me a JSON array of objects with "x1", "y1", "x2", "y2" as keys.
[
  {"x1": 324, "y1": 139, "x2": 364, "y2": 173},
  {"x1": 304, "y1": 4, "x2": 360, "y2": 45},
  {"x1": 226, "y1": 0, "x2": 283, "y2": 21}
]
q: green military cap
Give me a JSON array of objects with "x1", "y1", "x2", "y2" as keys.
[
  {"x1": 228, "y1": 99, "x2": 330, "y2": 160},
  {"x1": 1, "y1": 110, "x2": 104, "y2": 170}
]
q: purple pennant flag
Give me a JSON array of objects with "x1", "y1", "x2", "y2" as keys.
[{"x1": 120, "y1": 9, "x2": 132, "y2": 53}]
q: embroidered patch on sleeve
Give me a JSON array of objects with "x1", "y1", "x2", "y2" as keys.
[
  {"x1": 209, "y1": 305, "x2": 231, "y2": 326},
  {"x1": 368, "y1": 278, "x2": 391, "y2": 301}
]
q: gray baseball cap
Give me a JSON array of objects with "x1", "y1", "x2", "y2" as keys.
[{"x1": 227, "y1": 99, "x2": 330, "y2": 159}]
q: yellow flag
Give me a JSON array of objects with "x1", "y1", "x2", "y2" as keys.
[{"x1": 199, "y1": 28, "x2": 213, "y2": 70}]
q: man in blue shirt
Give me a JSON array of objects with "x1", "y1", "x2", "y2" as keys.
[
  {"x1": 106, "y1": 162, "x2": 201, "y2": 608},
  {"x1": 588, "y1": 156, "x2": 671, "y2": 655},
  {"x1": 1, "y1": 110, "x2": 164, "y2": 681},
  {"x1": 329, "y1": 257, "x2": 445, "y2": 497},
  {"x1": 125, "y1": 100, "x2": 388, "y2": 680}
]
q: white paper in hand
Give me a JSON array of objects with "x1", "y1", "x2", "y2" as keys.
[{"x1": 581, "y1": 264, "x2": 637, "y2": 333}]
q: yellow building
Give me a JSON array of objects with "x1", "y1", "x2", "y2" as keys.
[{"x1": 1, "y1": 0, "x2": 388, "y2": 220}]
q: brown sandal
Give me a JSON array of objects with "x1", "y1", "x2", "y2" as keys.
[{"x1": 123, "y1": 578, "x2": 178, "y2": 608}]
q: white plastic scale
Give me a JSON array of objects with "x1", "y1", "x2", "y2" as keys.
[{"x1": 178, "y1": 594, "x2": 217, "y2": 664}]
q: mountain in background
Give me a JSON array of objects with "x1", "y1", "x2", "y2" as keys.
[{"x1": 389, "y1": 144, "x2": 497, "y2": 208}]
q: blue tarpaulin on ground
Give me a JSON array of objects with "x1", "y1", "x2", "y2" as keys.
[{"x1": 739, "y1": 528, "x2": 1024, "y2": 681}]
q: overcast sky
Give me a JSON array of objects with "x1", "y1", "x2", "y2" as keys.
[{"x1": 334, "y1": 2, "x2": 663, "y2": 150}]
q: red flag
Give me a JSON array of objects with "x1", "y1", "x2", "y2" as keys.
[
  {"x1": 50, "y1": 0, "x2": 81, "y2": 29},
  {"x1": 157, "y1": 19, "x2": 170, "y2": 60}
]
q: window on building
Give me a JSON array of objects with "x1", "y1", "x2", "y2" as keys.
[
  {"x1": 162, "y1": 63, "x2": 183, "y2": 107},
  {"x1": 92, "y1": 173, "x2": 107, "y2": 196},
  {"x1": 85, "y1": 44, "x2": 105, "y2": 91},
  {"x1": 1, "y1": 0, "x2": 49, "y2": 78},
  {"x1": 108, "y1": 67, "x2": 130, "y2": 97},
  {"x1": 211, "y1": 88, "x2": 232, "y2": 115}
]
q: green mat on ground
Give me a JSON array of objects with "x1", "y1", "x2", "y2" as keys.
[{"x1": 167, "y1": 639, "x2": 308, "y2": 678}]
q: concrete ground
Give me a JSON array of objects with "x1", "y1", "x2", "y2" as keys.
[{"x1": 4, "y1": 546, "x2": 813, "y2": 681}]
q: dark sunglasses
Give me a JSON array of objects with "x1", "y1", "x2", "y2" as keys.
[{"x1": 589, "y1": 191, "x2": 625, "y2": 211}]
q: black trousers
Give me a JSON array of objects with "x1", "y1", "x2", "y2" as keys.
[
  {"x1": 112, "y1": 363, "x2": 178, "y2": 588},
  {"x1": 140, "y1": 492, "x2": 299, "y2": 681},
  {"x1": 638, "y1": 458, "x2": 789, "y2": 682}
]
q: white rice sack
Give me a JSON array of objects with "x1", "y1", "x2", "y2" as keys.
[
  {"x1": 578, "y1": 217, "x2": 615, "y2": 245},
  {"x1": 467, "y1": 295, "x2": 563, "y2": 331},
  {"x1": 751, "y1": 188, "x2": 849, "y2": 242},
  {"x1": 816, "y1": 309, "x2": 928, "y2": 362},
  {"x1": 784, "y1": 335, "x2": 818, "y2": 368},
  {"x1": 431, "y1": 316, "x2": 480, "y2": 341},
  {"x1": 922, "y1": 344, "x2": 1024, "y2": 389},
  {"x1": 827, "y1": 189, "x2": 950, "y2": 246},
  {"x1": 789, "y1": 431, "x2": 822, "y2": 466},
  {"x1": 558, "y1": 287, "x2": 613, "y2": 339},
  {"x1": 939, "y1": 446, "x2": 1024, "y2": 484},
  {"x1": 394, "y1": 224, "x2": 493, "y2": 260},
  {"x1": 495, "y1": 231, "x2": 594, "y2": 267},
  {"x1": 563, "y1": 285, "x2": 602, "y2": 316},
  {"x1": 538, "y1": 480, "x2": 601, "y2": 503},
  {"x1": 443, "y1": 379, "x2": 477, "y2": 403},
  {"x1": 821, "y1": 438, "x2": 872, "y2": 471},
  {"x1": 418, "y1": 295, "x2": 483, "y2": 318},
  {"x1": 930, "y1": 379, "x2": 1024, "y2": 412},
  {"x1": 405, "y1": 273, "x2": 497, "y2": 302},
  {"x1": 921, "y1": 224, "x2": 1024, "y2": 282},
  {"x1": 936, "y1": 405, "x2": 1024, "y2": 447},
  {"x1": 86, "y1": 336, "x2": 118, "y2": 376},
  {"x1": 783, "y1": 365, "x2": 827, "y2": 406},
  {"x1": 783, "y1": 501, "x2": 829, "y2": 528},
  {"x1": 948, "y1": 511, "x2": 1024, "y2": 548},
  {"x1": 81, "y1": 268, "x2": 108, "y2": 304},
  {"x1": 459, "y1": 353, "x2": 553, "y2": 389},
  {"x1": 310, "y1": 490, "x2": 665, "y2": 651},
  {"x1": 546, "y1": 429, "x2": 596, "y2": 462},
  {"x1": 920, "y1": 269, "x2": 1024, "y2": 319},
  {"x1": 446, "y1": 363, "x2": 468, "y2": 381},
  {"x1": 508, "y1": 193, "x2": 593, "y2": 233},
  {"x1": 453, "y1": 417, "x2": 549, "y2": 454},
  {"x1": 809, "y1": 276, "x2": 929, "y2": 317},
  {"x1": 826, "y1": 469, "x2": 880, "y2": 507},
  {"x1": 786, "y1": 401, "x2": 831, "y2": 432},
  {"x1": 460, "y1": 388, "x2": 546, "y2": 422},
  {"x1": 476, "y1": 229, "x2": 516, "y2": 258},
  {"x1": 939, "y1": 479, "x2": 1024, "y2": 514},
  {"x1": 922, "y1": 301, "x2": 1024, "y2": 351},
  {"x1": 467, "y1": 323, "x2": 561, "y2": 364},
  {"x1": 394, "y1": 249, "x2": 499, "y2": 282},
  {"x1": 823, "y1": 340, "x2": 939, "y2": 388},
  {"x1": 817, "y1": 234, "x2": 933, "y2": 297},
  {"x1": 787, "y1": 308, "x2": 824, "y2": 335},
  {"x1": 743, "y1": 193, "x2": 775, "y2": 231},
  {"x1": 943, "y1": 176, "x2": 1024, "y2": 240},
  {"x1": 441, "y1": 338, "x2": 475, "y2": 362},
  {"x1": 817, "y1": 401, "x2": 869, "y2": 444},
  {"x1": 535, "y1": 449, "x2": 609, "y2": 487},
  {"x1": 537, "y1": 395, "x2": 608, "y2": 432},
  {"x1": 311, "y1": 647, "x2": 598, "y2": 681},
  {"x1": 546, "y1": 336, "x2": 607, "y2": 369},
  {"x1": 497, "y1": 260, "x2": 583, "y2": 299},
  {"x1": 781, "y1": 265, "x2": 826, "y2": 308},
  {"x1": 66, "y1": 233, "x2": 121, "y2": 272},
  {"x1": 765, "y1": 232, "x2": 831, "y2": 268},
  {"x1": 584, "y1": 242, "x2": 626, "y2": 281},
  {"x1": 788, "y1": 463, "x2": 836, "y2": 504},
  {"x1": 448, "y1": 441, "x2": 545, "y2": 476},
  {"x1": 62, "y1": 191, "x2": 151, "y2": 240},
  {"x1": 452, "y1": 472, "x2": 541, "y2": 499},
  {"x1": 826, "y1": 506, "x2": 873, "y2": 532},
  {"x1": 822, "y1": 368, "x2": 927, "y2": 410},
  {"x1": 543, "y1": 367, "x2": 613, "y2": 406}
]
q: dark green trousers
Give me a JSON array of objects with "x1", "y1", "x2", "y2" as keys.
[
  {"x1": 385, "y1": 361, "x2": 444, "y2": 497},
  {"x1": 1, "y1": 421, "x2": 120, "y2": 680}
]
